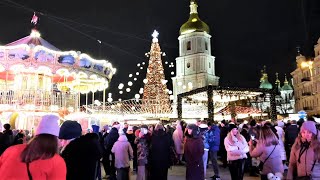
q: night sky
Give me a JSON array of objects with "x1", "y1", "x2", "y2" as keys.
[{"x1": 0, "y1": 0, "x2": 320, "y2": 101}]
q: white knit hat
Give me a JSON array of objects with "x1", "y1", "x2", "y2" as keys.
[{"x1": 35, "y1": 114, "x2": 60, "y2": 136}]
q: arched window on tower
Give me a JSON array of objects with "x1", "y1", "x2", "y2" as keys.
[{"x1": 187, "y1": 41, "x2": 191, "y2": 51}]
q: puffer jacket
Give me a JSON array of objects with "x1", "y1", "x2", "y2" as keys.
[
  {"x1": 205, "y1": 125, "x2": 220, "y2": 152},
  {"x1": 224, "y1": 132, "x2": 249, "y2": 161},
  {"x1": 250, "y1": 142, "x2": 284, "y2": 175},
  {"x1": 287, "y1": 142, "x2": 320, "y2": 180}
]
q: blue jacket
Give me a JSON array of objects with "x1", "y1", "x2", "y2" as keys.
[{"x1": 204, "y1": 125, "x2": 220, "y2": 151}]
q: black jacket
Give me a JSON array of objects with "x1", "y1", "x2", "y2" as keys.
[
  {"x1": 104, "y1": 127, "x2": 119, "y2": 152},
  {"x1": 285, "y1": 124, "x2": 299, "y2": 145},
  {"x1": 61, "y1": 135, "x2": 102, "y2": 180}
]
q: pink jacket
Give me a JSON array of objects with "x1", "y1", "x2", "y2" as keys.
[
  {"x1": 111, "y1": 135, "x2": 133, "y2": 168},
  {"x1": 224, "y1": 133, "x2": 249, "y2": 161},
  {"x1": 287, "y1": 144, "x2": 320, "y2": 179}
]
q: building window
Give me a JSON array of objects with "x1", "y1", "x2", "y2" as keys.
[
  {"x1": 187, "y1": 41, "x2": 191, "y2": 50},
  {"x1": 205, "y1": 42, "x2": 208, "y2": 50},
  {"x1": 187, "y1": 62, "x2": 191, "y2": 68},
  {"x1": 209, "y1": 62, "x2": 211, "y2": 68}
]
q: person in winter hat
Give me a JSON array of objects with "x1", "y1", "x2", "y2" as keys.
[
  {"x1": 111, "y1": 134, "x2": 133, "y2": 180},
  {"x1": 0, "y1": 114, "x2": 66, "y2": 179},
  {"x1": 184, "y1": 124, "x2": 204, "y2": 180},
  {"x1": 59, "y1": 120, "x2": 102, "y2": 180},
  {"x1": 287, "y1": 121, "x2": 320, "y2": 179},
  {"x1": 224, "y1": 123, "x2": 249, "y2": 180}
]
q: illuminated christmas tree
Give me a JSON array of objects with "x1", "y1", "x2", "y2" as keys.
[{"x1": 142, "y1": 30, "x2": 172, "y2": 115}]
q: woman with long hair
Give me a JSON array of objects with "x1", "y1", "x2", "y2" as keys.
[
  {"x1": 0, "y1": 114, "x2": 66, "y2": 179},
  {"x1": 224, "y1": 124, "x2": 249, "y2": 180},
  {"x1": 249, "y1": 126, "x2": 284, "y2": 180},
  {"x1": 287, "y1": 121, "x2": 320, "y2": 179}
]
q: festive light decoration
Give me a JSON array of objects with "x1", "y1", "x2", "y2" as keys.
[
  {"x1": 128, "y1": 81, "x2": 133, "y2": 86},
  {"x1": 142, "y1": 30, "x2": 172, "y2": 114},
  {"x1": 126, "y1": 88, "x2": 131, "y2": 92},
  {"x1": 177, "y1": 85, "x2": 277, "y2": 121}
]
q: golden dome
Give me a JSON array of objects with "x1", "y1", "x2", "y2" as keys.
[{"x1": 180, "y1": 0, "x2": 210, "y2": 35}]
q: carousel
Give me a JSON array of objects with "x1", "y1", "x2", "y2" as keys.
[{"x1": 0, "y1": 28, "x2": 116, "y2": 130}]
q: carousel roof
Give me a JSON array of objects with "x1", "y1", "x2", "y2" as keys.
[{"x1": 6, "y1": 29, "x2": 59, "y2": 51}]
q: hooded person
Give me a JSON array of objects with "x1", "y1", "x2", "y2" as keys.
[
  {"x1": 184, "y1": 124, "x2": 204, "y2": 180},
  {"x1": 104, "y1": 121, "x2": 120, "y2": 179},
  {"x1": 59, "y1": 120, "x2": 102, "y2": 180},
  {"x1": 172, "y1": 120, "x2": 184, "y2": 164},
  {"x1": 111, "y1": 134, "x2": 133, "y2": 180},
  {"x1": 0, "y1": 114, "x2": 66, "y2": 179}
]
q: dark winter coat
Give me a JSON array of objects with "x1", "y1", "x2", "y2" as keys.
[
  {"x1": 219, "y1": 126, "x2": 228, "y2": 151},
  {"x1": 285, "y1": 124, "x2": 299, "y2": 146},
  {"x1": 105, "y1": 127, "x2": 119, "y2": 152},
  {"x1": 149, "y1": 130, "x2": 171, "y2": 180},
  {"x1": 205, "y1": 125, "x2": 220, "y2": 152},
  {"x1": 184, "y1": 136, "x2": 204, "y2": 180},
  {"x1": 0, "y1": 130, "x2": 14, "y2": 155},
  {"x1": 61, "y1": 134, "x2": 102, "y2": 180}
]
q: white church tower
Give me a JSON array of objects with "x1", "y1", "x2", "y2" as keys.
[{"x1": 172, "y1": 0, "x2": 219, "y2": 101}]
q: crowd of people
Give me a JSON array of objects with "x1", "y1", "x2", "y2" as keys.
[{"x1": 0, "y1": 115, "x2": 319, "y2": 180}]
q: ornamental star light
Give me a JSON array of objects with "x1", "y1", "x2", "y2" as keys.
[{"x1": 152, "y1": 30, "x2": 159, "y2": 43}]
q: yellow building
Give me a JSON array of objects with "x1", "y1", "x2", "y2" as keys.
[{"x1": 291, "y1": 38, "x2": 320, "y2": 115}]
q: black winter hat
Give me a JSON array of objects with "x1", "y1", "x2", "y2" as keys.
[
  {"x1": 59, "y1": 120, "x2": 82, "y2": 140},
  {"x1": 228, "y1": 123, "x2": 238, "y2": 132}
]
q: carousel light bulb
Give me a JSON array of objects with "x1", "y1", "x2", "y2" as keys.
[
  {"x1": 143, "y1": 79, "x2": 148, "y2": 84},
  {"x1": 134, "y1": 78, "x2": 137, "y2": 81},
  {"x1": 136, "y1": 72, "x2": 139, "y2": 75},
  {"x1": 119, "y1": 91, "x2": 123, "y2": 94},
  {"x1": 126, "y1": 88, "x2": 131, "y2": 92},
  {"x1": 107, "y1": 97, "x2": 113, "y2": 102},
  {"x1": 178, "y1": 82, "x2": 182, "y2": 86},
  {"x1": 171, "y1": 71, "x2": 174, "y2": 75},
  {"x1": 128, "y1": 81, "x2": 133, "y2": 86},
  {"x1": 135, "y1": 94, "x2": 140, "y2": 99},
  {"x1": 129, "y1": 74, "x2": 133, "y2": 78}
]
